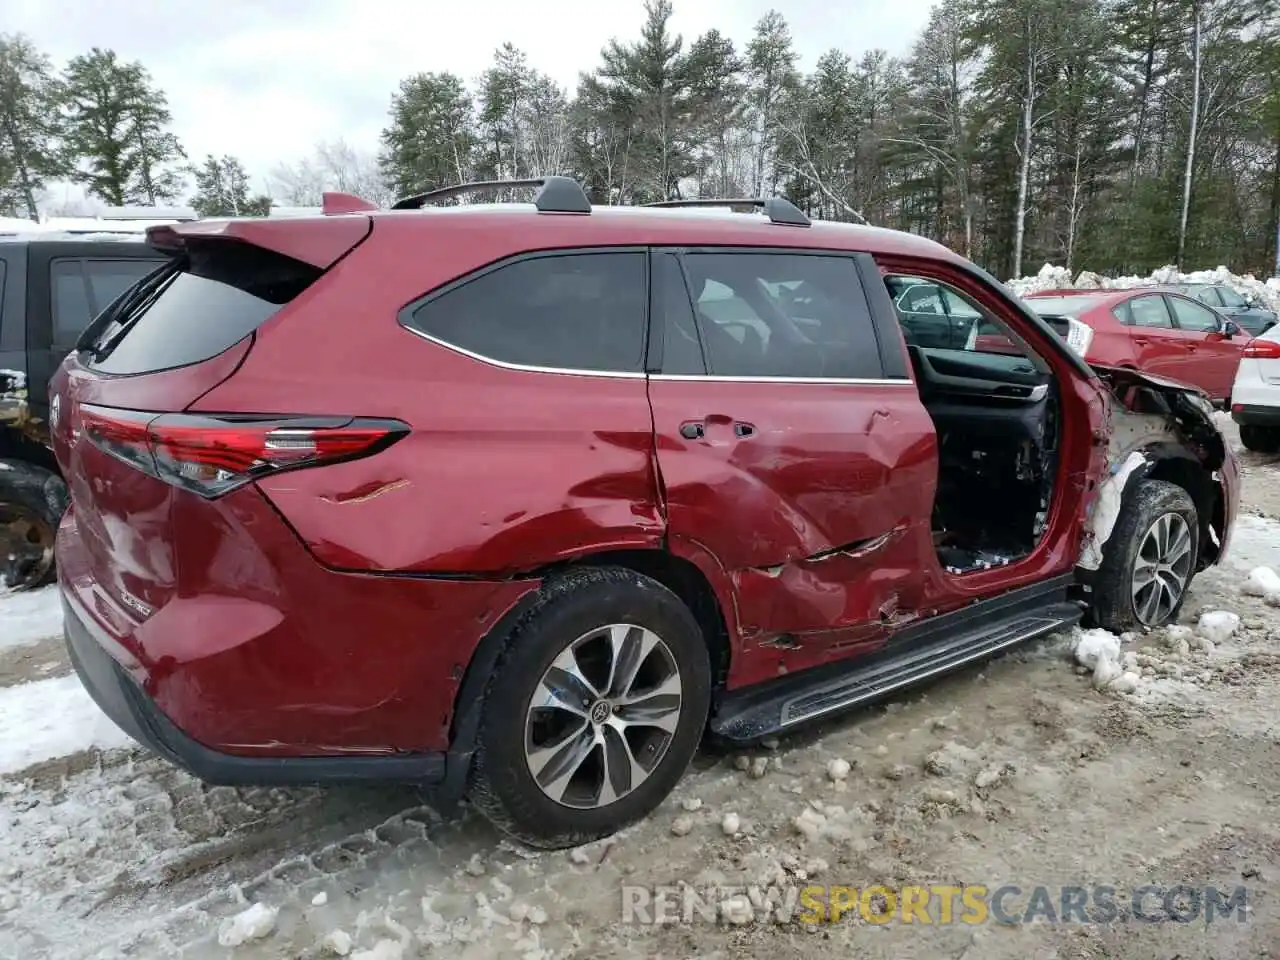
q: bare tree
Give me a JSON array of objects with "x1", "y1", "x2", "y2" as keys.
[
  {"x1": 1178, "y1": 0, "x2": 1203, "y2": 268},
  {"x1": 775, "y1": 111, "x2": 868, "y2": 223},
  {"x1": 269, "y1": 139, "x2": 394, "y2": 207}
]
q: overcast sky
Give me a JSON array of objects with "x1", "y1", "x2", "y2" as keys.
[{"x1": 10, "y1": 0, "x2": 934, "y2": 196}]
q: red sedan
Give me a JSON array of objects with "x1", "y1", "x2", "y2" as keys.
[{"x1": 1022, "y1": 288, "x2": 1248, "y2": 401}]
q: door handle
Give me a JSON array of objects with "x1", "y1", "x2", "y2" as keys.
[
  {"x1": 679, "y1": 421, "x2": 705, "y2": 440},
  {"x1": 1132, "y1": 336, "x2": 1151, "y2": 345}
]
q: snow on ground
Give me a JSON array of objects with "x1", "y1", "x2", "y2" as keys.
[
  {"x1": 3, "y1": 435, "x2": 1280, "y2": 958},
  {"x1": 1007, "y1": 262, "x2": 1280, "y2": 313},
  {"x1": 0, "y1": 673, "x2": 133, "y2": 774},
  {"x1": 0, "y1": 586, "x2": 64, "y2": 651}
]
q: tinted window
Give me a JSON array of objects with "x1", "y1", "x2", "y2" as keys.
[
  {"x1": 407, "y1": 252, "x2": 647, "y2": 373},
  {"x1": 86, "y1": 241, "x2": 321, "y2": 375},
  {"x1": 1218, "y1": 286, "x2": 1248, "y2": 309},
  {"x1": 1168, "y1": 296, "x2": 1219, "y2": 332},
  {"x1": 1127, "y1": 295, "x2": 1173, "y2": 328},
  {"x1": 85, "y1": 259, "x2": 162, "y2": 315},
  {"x1": 679, "y1": 253, "x2": 882, "y2": 379},
  {"x1": 653, "y1": 253, "x2": 703, "y2": 375},
  {"x1": 51, "y1": 260, "x2": 93, "y2": 341}
]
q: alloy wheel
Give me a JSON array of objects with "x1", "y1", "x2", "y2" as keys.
[
  {"x1": 524, "y1": 623, "x2": 682, "y2": 810},
  {"x1": 1131, "y1": 511, "x2": 1193, "y2": 626}
]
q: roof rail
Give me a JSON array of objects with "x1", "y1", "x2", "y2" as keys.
[
  {"x1": 645, "y1": 197, "x2": 811, "y2": 227},
  {"x1": 390, "y1": 176, "x2": 591, "y2": 214}
]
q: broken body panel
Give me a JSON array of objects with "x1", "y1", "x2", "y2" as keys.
[{"x1": 1079, "y1": 364, "x2": 1237, "y2": 575}]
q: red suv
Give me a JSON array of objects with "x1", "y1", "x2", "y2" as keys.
[{"x1": 52, "y1": 179, "x2": 1238, "y2": 849}]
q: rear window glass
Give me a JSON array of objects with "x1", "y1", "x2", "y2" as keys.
[
  {"x1": 1025, "y1": 295, "x2": 1103, "y2": 317},
  {"x1": 85, "y1": 242, "x2": 321, "y2": 375}
]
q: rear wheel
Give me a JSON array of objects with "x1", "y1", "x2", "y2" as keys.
[
  {"x1": 0, "y1": 460, "x2": 68, "y2": 590},
  {"x1": 468, "y1": 567, "x2": 711, "y2": 849},
  {"x1": 1090, "y1": 479, "x2": 1198, "y2": 632},
  {"x1": 1238, "y1": 423, "x2": 1280, "y2": 453}
]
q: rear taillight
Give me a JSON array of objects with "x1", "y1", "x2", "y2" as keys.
[
  {"x1": 1242, "y1": 339, "x2": 1280, "y2": 359},
  {"x1": 80, "y1": 404, "x2": 408, "y2": 498}
]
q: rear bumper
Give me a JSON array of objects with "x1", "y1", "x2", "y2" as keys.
[
  {"x1": 1230, "y1": 403, "x2": 1280, "y2": 427},
  {"x1": 64, "y1": 591, "x2": 447, "y2": 787}
]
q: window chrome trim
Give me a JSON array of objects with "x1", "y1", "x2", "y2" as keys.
[
  {"x1": 398, "y1": 323, "x2": 648, "y2": 379},
  {"x1": 401, "y1": 323, "x2": 915, "y2": 385},
  {"x1": 650, "y1": 373, "x2": 915, "y2": 385}
]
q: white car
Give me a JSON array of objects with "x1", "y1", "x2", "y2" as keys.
[{"x1": 1229, "y1": 324, "x2": 1280, "y2": 451}]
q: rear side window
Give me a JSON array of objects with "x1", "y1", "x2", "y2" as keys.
[
  {"x1": 86, "y1": 259, "x2": 162, "y2": 315},
  {"x1": 1125, "y1": 295, "x2": 1173, "y2": 329},
  {"x1": 52, "y1": 259, "x2": 94, "y2": 341},
  {"x1": 405, "y1": 252, "x2": 647, "y2": 373},
  {"x1": 678, "y1": 252, "x2": 882, "y2": 379},
  {"x1": 53, "y1": 258, "x2": 163, "y2": 343},
  {"x1": 85, "y1": 241, "x2": 321, "y2": 375}
]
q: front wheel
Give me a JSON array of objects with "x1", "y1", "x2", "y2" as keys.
[
  {"x1": 1090, "y1": 479, "x2": 1198, "y2": 632},
  {"x1": 468, "y1": 567, "x2": 711, "y2": 849},
  {"x1": 1239, "y1": 423, "x2": 1280, "y2": 453}
]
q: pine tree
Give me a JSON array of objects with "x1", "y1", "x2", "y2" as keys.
[
  {"x1": 190, "y1": 154, "x2": 270, "y2": 217},
  {"x1": 0, "y1": 33, "x2": 65, "y2": 220},
  {"x1": 379, "y1": 71, "x2": 476, "y2": 198},
  {"x1": 746, "y1": 10, "x2": 799, "y2": 195},
  {"x1": 595, "y1": 0, "x2": 695, "y2": 202},
  {"x1": 61, "y1": 48, "x2": 186, "y2": 206},
  {"x1": 684, "y1": 29, "x2": 746, "y2": 197}
]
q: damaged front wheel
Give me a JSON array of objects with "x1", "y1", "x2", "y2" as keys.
[{"x1": 1089, "y1": 479, "x2": 1199, "y2": 632}]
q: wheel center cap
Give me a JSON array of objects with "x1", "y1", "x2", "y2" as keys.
[{"x1": 589, "y1": 700, "x2": 612, "y2": 724}]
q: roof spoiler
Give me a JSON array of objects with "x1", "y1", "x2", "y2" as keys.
[
  {"x1": 391, "y1": 176, "x2": 591, "y2": 214},
  {"x1": 144, "y1": 216, "x2": 371, "y2": 269},
  {"x1": 645, "y1": 197, "x2": 811, "y2": 227}
]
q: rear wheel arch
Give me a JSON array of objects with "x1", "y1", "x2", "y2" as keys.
[{"x1": 444, "y1": 546, "x2": 733, "y2": 788}]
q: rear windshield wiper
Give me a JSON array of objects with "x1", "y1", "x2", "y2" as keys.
[{"x1": 78, "y1": 259, "x2": 181, "y2": 361}]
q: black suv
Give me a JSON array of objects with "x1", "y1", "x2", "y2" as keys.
[{"x1": 1, "y1": 235, "x2": 166, "y2": 588}]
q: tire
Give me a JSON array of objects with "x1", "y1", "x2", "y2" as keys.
[
  {"x1": 468, "y1": 566, "x2": 711, "y2": 849},
  {"x1": 0, "y1": 459, "x2": 68, "y2": 590},
  {"x1": 1238, "y1": 423, "x2": 1280, "y2": 453},
  {"x1": 1090, "y1": 479, "x2": 1198, "y2": 633}
]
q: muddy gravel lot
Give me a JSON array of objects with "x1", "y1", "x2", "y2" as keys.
[{"x1": 2, "y1": 414, "x2": 1278, "y2": 960}]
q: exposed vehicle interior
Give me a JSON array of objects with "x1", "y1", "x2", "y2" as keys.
[{"x1": 885, "y1": 276, "x2": 1061, "y2": 575}]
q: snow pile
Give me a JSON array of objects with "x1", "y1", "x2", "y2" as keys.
[
  {"x1": 1007, "y1": 263, "x2": 1280, "y2": 314},
  {"x1": 0, "y1": 675, "x2": 134, "y2": 774},
  {"x1": 217, "y1": 903, "x2": 278, "y2": 947},
  {"x1": 1074, "y1": 628, "x2": 1133, "y2": 691},
  {"x1": 1240, "y1": 566, "x2": 1280, "y2": 604},
  {"x1": 1195, "y1": 610, "x2": 1240, "y2": 646},
  {"x1": 0, "y1": 586, "x2": 64, "y2": 651}
]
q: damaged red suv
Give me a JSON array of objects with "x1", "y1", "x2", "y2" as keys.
[{"x1": 52, "y1": 178, "x2": 1238, "y2": 849}]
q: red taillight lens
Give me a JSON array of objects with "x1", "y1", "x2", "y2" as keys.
[
  {"x1": 1242, "y1": 339, "x2": 1280, "y2": 359},
  {"x1": 81, "y1": 405, "x2": 408, "y2": 498}
]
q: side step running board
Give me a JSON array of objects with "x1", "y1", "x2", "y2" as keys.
[{"x1": 711, "y1": 575, "x2": 1083, "y2": 743}]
